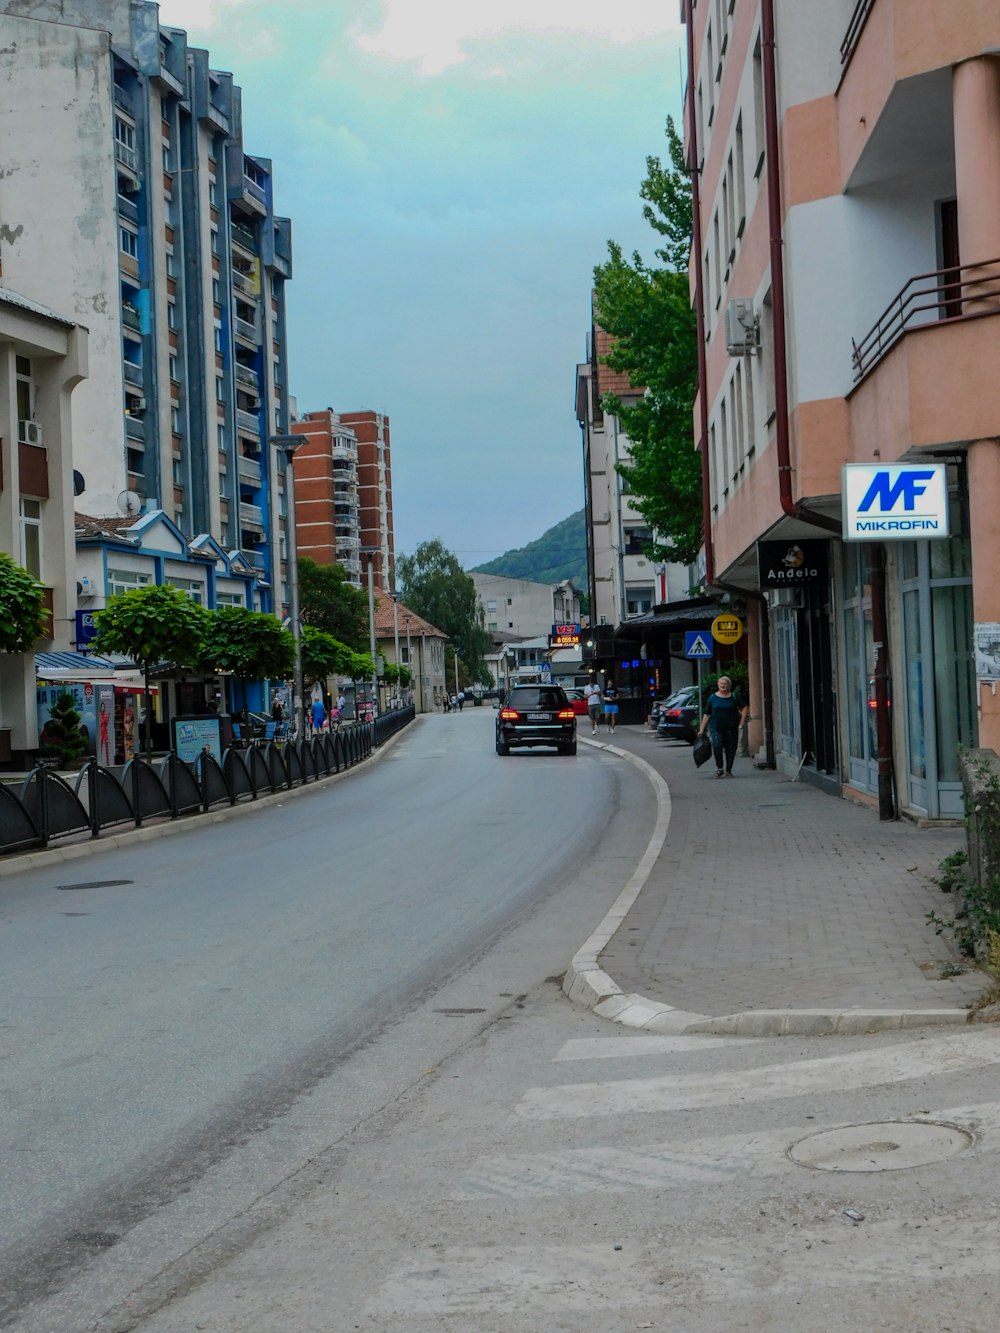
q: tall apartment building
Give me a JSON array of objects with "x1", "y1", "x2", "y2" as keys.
[
  {"x1": 291, "y1": 410, "x2": 362, "y2": 584},
  {"x1": 682, "y1": 0, "x2": 1000, "y2": 818},
  {"x1": 575, "y1": 319, "x2": 693, "y2": 631},
  {"x1": 0, "y1": 1, "x2": 293, "y2": 614},
  {"x1": 340, "y1": 411, "x2": 394, "y2": 592}
]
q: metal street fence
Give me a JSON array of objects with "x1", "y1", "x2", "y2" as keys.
[{"x1": 0, "y1": 707, "x2": 415, "y2": 857}]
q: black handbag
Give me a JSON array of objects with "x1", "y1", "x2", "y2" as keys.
[{"x1": 692, "y1": 734, "x2": 713, "y2": 768}]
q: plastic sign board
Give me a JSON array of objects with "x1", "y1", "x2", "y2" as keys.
[
  {"x1": 712, "y1": 614, "x2": 744, "y2": 645},
  {"x1": 685, "y1": 630, "x2": 713, "y2": 659},
  {"x1": 843, "y1": 463, "x2": 949, "y2": 540}
]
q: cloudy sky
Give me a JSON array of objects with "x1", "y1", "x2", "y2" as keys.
[{"x1": 157, "y1": 0, "x2": 684, "y2": 568}]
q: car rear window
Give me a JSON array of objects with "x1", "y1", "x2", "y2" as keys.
[{"x1": 507, "y1": 687, "x2": 567, "y2": 709}]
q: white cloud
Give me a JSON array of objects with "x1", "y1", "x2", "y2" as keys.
[
  {"x1": 156, "y1": 0, "x2": 254, "y2": 37},
  {"x1": 351, "y1": 0, "x2": 681, "y2": 76}
]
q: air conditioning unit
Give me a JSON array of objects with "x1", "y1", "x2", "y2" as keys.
[
  {"x1": 127, "y1": 396, "x2": 147, "y2": 414},
  {"x1": 78, "y1": 576, "x2": 97, "y2": 596},
  {"x1": 18, "y1": 420, "x2": 42, "y2": 446},
  {"x1": 725, "y1": 298, "x2": 759, "y2": 356}
]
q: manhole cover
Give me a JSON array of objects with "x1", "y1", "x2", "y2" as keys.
[
  {"x1": 56, "y1": 880, "x2": 133, "y2": 891},
  {"x1": 789, "y1": 1121, "x2": 973, "y2": 1172}
]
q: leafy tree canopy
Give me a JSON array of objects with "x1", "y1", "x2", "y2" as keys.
[
  {"x1": 200, "y1": 606, "x2": 294, "y2": 681},
  {"x1": 472, "y1": 510, "x2": 587, "y2": 590},
  {"x1": 92, "y1": 583, "x2": 208, "y2": 671},
  {"x1": 0, "y1": 551, "x2": 45, "y2": 653},
  {"x1": 593, "y1": 116, "x2": 701, "y2": 567},
  {"x1": 298, "y1": 557, "x2": 368, "y2": 651},
  {"x1": 301, "y1": 625, "x2": 353, "y2": 684},
  {"x1": 397, "y1": 539, "x2": 492, "y2": 681}
]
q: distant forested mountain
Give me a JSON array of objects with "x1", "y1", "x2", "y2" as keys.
[{"x1": 471, "y1": 510, "x2": 587, "y2": 589}]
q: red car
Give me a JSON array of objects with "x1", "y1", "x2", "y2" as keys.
[{"x1": 565, "y1": 688, "x2": 591, "y2": 718}]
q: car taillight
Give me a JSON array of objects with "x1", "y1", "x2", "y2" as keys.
[
  {"x1": 557, "y1": 708, "x2": 574, "y2": 719},
  {"x1": 500, "y1": 709, "x2": 518, "y2": 720},
  {"x1": 666, "y1": 709, "x2": 681, "y2": 717}
]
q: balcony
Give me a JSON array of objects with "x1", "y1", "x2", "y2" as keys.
[
  {"x1": 231, "y1": 222, "x2": 257, "y2": 255},
  {"x1": 851, "y1": 258, "x2": 1000, "y2": 382},
  {"x1": 238, "y1": 453, "x2": 262, "y2": 483},
  {"x1": 125, "y1": 415, "x2": 145, "y2": 441},
  {"x1": 232, "y1": 268, "x2": 258, "y2": 298},
  {"x1": 119, "y1": 251, "x2": 140, "y2": 281},
  {"x1": 234, "y1": 315, "x2": 260, "y2": 346},
  {"x1": 840, "y1": 0, "x2": 877, "y2": 70},
  {"x1": 123, "y1": 360, "x2": 143, "y2": 388},
  {"x1": 235, "y1": 363, "x2": 260, "y2": 394},
  {"x1": 121, "y1": 303, "x2": 141, "y2": 334},
  {"x1": 239, "y1": 502, "x2": 264, "y2": 527},
  {"x1": 117, "y1": 193, "x2": 139, "y2": 225},
  {"x1": 114, "y1": 138, "x2": 138, "y2": 173},
  {"x1": 236, "y1": 408, "x2": 261, "y2": 435},
  {"x1": 113, "y1": 85, "x2": 134, "y2": 116},
  {"x1": 241, "y1": 173, "x2": 268, "y2": 213}
]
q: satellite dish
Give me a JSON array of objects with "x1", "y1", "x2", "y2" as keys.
[
  {"x1": 73, "y1": 470, "x2": 86, "y2": 496},
  {"x1": 117, "y1": 490, "x2": 142, "y2": 517}
]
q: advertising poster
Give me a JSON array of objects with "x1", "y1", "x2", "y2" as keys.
[
  {"x1": 172, "y1": 716, "x2": 223, "y2": 765},
  {"x1": 975, "y1": 623, "x2": 1000, "y2": 681},
  {"x1": 37, "y1": 681, "x2": 99, "y2": 757}
]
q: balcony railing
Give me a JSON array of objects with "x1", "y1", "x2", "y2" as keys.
[
  {"x1": 121, "y1": 303, "x2": 141, "y2": 332},
  {"x1": 234, "y1": 316, "x2": 260, "y2": 344},
  {"x1": 235, "y1": 363, "x2": 260, "y2": 391},
  {"x1": 113, "y1": 85, "x2": 134, "y2": 115},
  {"x1": 243, "y1": 174, "x2": 267, "y2": 206},
  {"x1": 231, "y1": 222, "x2": 257, "y2": 254},
  {"x1": 840, "y1": 0, "x2": 876, "y2": 69},
  {"x1": 236, "y1": 408, "x2": 261, "y2": 435},
  {"x1": 239, "y1": 502, "x2": 264, "y2": 527},
  {"x1": 238, "y1": 454, "x2": 262, "y2": 483},
  {"x1": 851, "y1": 258, "x2": 1000, "y2": 382},
  {"x1": 232, "y1": 269, "x2": 258, "y2": 298},
  {"x1": 125, "y1": 415, "x2": 145, "y2": 440},
  {"x1": 123, "y1": 360, "x2": 143, "y2": 387},
  {"x1": 114, "y1": 139, "x2": 138, "y2": 172}
]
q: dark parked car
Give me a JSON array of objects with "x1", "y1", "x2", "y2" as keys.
[
  {"x1": 496, "y1": 684, "x2": 577, "y2": 756},
  {"x1": 657, "y1": 686, "x2": 700, "y2": 744}
]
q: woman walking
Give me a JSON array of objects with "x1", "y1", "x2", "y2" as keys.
[{"x1": 697, "y1": 676, "x2": 748, "y2": 777}]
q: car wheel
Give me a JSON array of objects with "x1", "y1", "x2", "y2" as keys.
[
  {"x1": 496, "y1": 738, "x2": 510, "y2": 756},
  {"x1": 560, "y1": 740, "x2": 577, "y2": 756}
]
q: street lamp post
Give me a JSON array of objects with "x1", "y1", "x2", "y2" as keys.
[
  {"x1": 392, "y1": 593, "x2": 400, "y2": 708},
  {"x1": 405, "y1": 614, "x2": 413, "y2": 706},
  {"x1": 269, "y1": 434, "x2": 304, "y2": 743},
  {"x1": 360, "y1": 547, "x2": 378, "y2": 717}
]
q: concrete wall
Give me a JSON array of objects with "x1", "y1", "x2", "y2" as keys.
[{"x1": 0, "y1": 12, "x2": 126, "y2": 513}]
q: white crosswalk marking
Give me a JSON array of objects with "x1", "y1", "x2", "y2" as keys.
[
  {"x1": 554, "y1": 1033, "x2": 750, "y2": 1061},
  {"x1": 516, "y1": 1032, "x2": 1000, "y2": 1119}
]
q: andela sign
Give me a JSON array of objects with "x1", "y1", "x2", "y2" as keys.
[
  {"x1": 843, "y1": 463, "x2": 949, "y2": 540},
  {"x1": 757, "y1": 539, "x2": 829, "y2": 587}
]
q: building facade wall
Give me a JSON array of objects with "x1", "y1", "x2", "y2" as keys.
[{"x1": 340, "y1": 410, "x2": 394, "y2": 592}]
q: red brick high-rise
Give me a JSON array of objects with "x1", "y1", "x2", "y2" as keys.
[
  {"x1": 339, "y1": 410, "x2": 394, "y2": 593},
  {"x1": 290, "y1": 410, "x2": 362, "y2": 585}
]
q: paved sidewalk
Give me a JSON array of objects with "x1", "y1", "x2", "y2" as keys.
[{"x1": 582, "y1": 726, "x2": 984, "y2": 1029}]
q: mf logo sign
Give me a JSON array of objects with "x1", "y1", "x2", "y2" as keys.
[{"x1": 843, "y1": 463, "x2": 949, "y2": 541}]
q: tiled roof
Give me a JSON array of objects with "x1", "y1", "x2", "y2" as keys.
[
  {"x1": 75, "y1": 513, "x2": 140, "y2": 540},
  {"x1": 594, "y1": 327, "x2": 644, "y2": 398},
  {"x1": 373, "y1": 597, "x2": 447, "y2": 639}
]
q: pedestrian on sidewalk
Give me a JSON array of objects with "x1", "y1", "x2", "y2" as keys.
[
  {"x1": 697, "y1": 675, "x2": 748, "y2": 777},
  {"x1": 603, "y1": 679, "x2": 619, "y2": 733},
  {"x1": 585, "y1": 680, "x2": 603, "y2": 734}
]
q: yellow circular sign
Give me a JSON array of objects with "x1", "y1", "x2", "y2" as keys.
[{"x1": 712, "y1": 614, "x2": 744, "y2": 645}]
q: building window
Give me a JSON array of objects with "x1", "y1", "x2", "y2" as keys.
[
  {"x1": 16, "y1": 355, "x2": 32, "y2": 420},
  {"x1": 171, "y1": 406, "x2": 181, "y2": 435},
  {"x1": 165, "y1": 250, "x2": 176, "y2": 277},
  {"x1": 114, "y1": 117, "x2": 135, "y2": 151},
  {"x1": 211, "y1": 229, "x2": 219, "y2": 255},
  {"x1": 486, "y1": 599, "x2": 497, "y2": 612},
  {"x1": 20, "y1": 499, "x2": 42, "y2": 579},
  {"x1": 169, "y1": 355, "x2": 178, "y2": 382},
  {"x1": 107, "y1": 567, "x2": 151, "y2": 597},
  {"x1": 214, "y1": 326, "x2": 223, "y2": 352},
  {"x1": 209, "y1": 180, "x2": 218, "y2": 206},
  {"x1": 168, "y1": 301, "x2": 177, "y2": 329},
  {"x1": 213, "y1": 278, "x2": 221, "y2": 304},
  {"x1": 624, "y1": 527, "x2": 652, "y2": 555},
  {"x1": 626, "y1": 587, "x2": 654, "y2": 617},
  {"x1": 216, "y1": 375, "x2": 225, "y2": 402},
  {"x1": 168, "y1": 577, "x2": 203, "y2": 604},
  {"x1": 120, "y1": 226, "x2": 138, "y2": 257},
  {"x1": 218, "y1": 424, "x2": 226, "y2": 450},
  {"x1": 215, "y1": 590, "x2": 244, "y2": 608}
]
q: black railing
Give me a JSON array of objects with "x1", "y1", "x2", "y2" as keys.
[
  {"x1": 840, "y1": 0, "x2": 877, "y2": 69},
  {"x1": 851, "y1": 258, "x2": 1000, "y2": 383},
  {"x1": 0, "y1": 712, "x2": 412, "y2": 857}
]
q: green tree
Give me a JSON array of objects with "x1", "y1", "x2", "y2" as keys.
[
  {"x1": 298, "y1": 557, "x2": 368, "y2": 650},
  {"x1": 0, "y1": 551, "x2": 45, "y2": 652},
  {"x1": 300, "y1": 625, "x2": 352, "y2": 686},
  {"x1": 92, "y1": 584, "x2": 209, "y2": 759},
  {"x1": 593, "y1": 116, "x2": 701, "y2": 566},
  {"x1": 397, "y1": 539, "x2": 492, "y2": 682},
  {"x1": 41, "y1": 690, "x2": 87, "y2": 768},
  {"x1": 200, "y1": 607, "x2": 294, "y2": 710}
]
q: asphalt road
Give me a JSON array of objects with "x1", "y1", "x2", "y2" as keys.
[{"x1": 0, "y1": 709, "x2": 656, "y2": 1330}]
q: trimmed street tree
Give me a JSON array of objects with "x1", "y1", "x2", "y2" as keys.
[
  {"x1": 301, "y1": 625, "x2": 352, "y2": 687},
  {"x1": 92, "y1": 584, "x2": 209, "y2": 760},
  {"x1": 593, "y1": 116, "x2": 701, "y2": 566},
  {"x1": 200, "y1": 606, "x2": 294, "y2": 712},
  {"x1": 0, "y1": 551, "x2": 45, "y2": 653},
  {"x1": 41, "y1": 690, "x2": 88, "y2": 768}
]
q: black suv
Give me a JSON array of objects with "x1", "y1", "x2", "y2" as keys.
[{"x1": 496, "y1": 685, "x2": 577, "y2": 756}]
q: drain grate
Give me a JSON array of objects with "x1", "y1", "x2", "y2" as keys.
[{"x1": 56, "y1": 880, "x2": 133, "y2": 891}]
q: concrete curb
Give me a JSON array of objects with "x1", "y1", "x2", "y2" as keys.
[
  {"x1": 0, "y1": 723, "x2": 409, "y2": 882},
  {"x1": 563, "y1": 735, "x2": 975, "y2": 1038}
]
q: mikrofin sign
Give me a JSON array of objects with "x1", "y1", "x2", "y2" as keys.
[{"x1": 843, "y1": 463, "x2": 949, "y2": 541}]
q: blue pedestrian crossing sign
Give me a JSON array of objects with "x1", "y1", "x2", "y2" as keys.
[{"x1": 685, "y1": 630, "x2": 713, "y2": 659}]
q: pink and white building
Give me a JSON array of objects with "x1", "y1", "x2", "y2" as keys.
[{"x1": 683, "y1": 0, "x2": 1000, "y2": 817}]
